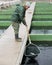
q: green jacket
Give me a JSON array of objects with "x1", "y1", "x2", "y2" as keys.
[{"x1": 12, "y1": 4, "x2": 27, "y2": 26}]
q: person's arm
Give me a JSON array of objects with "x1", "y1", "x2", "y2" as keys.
[
  {"x1": 22, "y1": 17, "x2": 29, "y2": 34},
  {"x1": 22, "y1": 17, "x2": 27, "y2": 26},
  {"x1": 18, "y1": 13, "x2": 27, "y2": 26},
  {"x1": 23, "y1": 17, "x2": 29, "y2": 35}
]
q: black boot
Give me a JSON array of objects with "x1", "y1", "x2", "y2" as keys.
[{"x1": 15, "y1": 34, "x2": 22, "y2": 42}]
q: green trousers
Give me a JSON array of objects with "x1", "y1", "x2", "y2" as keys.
[{"x1": 12, "y1": 22, "x2": 19, "y2": 35}]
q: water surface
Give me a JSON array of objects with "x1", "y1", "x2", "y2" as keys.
[
  {"x1": 31, "y1": 29, "x2": 52, "y2": 34},
  {"x1": 21, "y1": 47, "x2": 52, "y2": 65}
]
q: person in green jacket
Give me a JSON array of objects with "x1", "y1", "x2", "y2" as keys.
[{"x1": 12, "y1": 2, "x2": 30, "y2": 41}]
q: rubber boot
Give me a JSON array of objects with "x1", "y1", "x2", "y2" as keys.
[{"x1": 15, "y1": 34, "x2": 22, "y2": 42}]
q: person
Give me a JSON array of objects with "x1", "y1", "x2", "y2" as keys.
[{"x1": 11, "y1": 1, "x2": 30, "y2": 41}]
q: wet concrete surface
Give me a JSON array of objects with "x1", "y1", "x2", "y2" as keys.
[{"x1": 21, "y1": 47, "x2": 52, "y2": 65}]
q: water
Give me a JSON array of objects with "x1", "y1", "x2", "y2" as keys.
[
  {"x1": 37, "y1": 47, "x2": 52, "y2": 65},
  {"x1": 21, "y1": 47, "x2": 52, "y2": 65},
  {"x1": 31, "y1": 29, "x2": 52, "y2": 34},
  {"x1": 0, "y1": 29, "x2": 5, "y2": 37}
]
